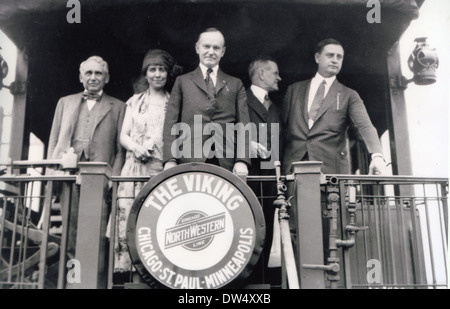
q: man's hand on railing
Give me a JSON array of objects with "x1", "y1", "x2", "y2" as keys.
[
  {"x1": 232, "y1": 161, "x2": 248, "y2": 177},
  {"x1": 369, "y1": 154, "x2": 387, "y2": 175},
  {"x1": 10, "y1": 147, "x2": 78, "y2": 174},
  {"x1": 60, "y1": 148, "x2": 78, "y2": 170}
]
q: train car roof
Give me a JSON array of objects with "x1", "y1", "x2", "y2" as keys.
[{"x1": 0, "y1": 0, "x2": 424, "y2": 145}]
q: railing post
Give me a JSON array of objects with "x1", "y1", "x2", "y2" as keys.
[
  {"x1": 291, "y1": 161, "x2": 325, "y2": 289},
  {"x1": 73, "y1": 162, "x2": 111, "y2": 289}
]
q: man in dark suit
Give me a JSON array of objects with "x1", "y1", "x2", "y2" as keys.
[
  {"x1": 163, "y1": 28, "x2": 250, "y2": 175},
  {"x1": 48, "y1": 55, "x2": 125, "y2": 256},
  {"x1": 245, "y1": 56, "x2": 283, "y2": 284},
  {"x1": 282, "y1": 39, "x2": 386, "y2": 261},
  {"x1": 282, "y1": 38, "x2": 386, "y2": 176},
  {"x1": 246, "y1": 55, "x2": 283, "y2": 176}
]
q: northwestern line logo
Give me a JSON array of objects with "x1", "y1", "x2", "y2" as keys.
[{"x1": 165, "y1": 211, "x2": 226, "y2": 251}]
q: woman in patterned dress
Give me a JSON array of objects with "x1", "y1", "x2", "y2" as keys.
[{"x1": 113, "y1": 49, "x2": 181, "y2": 281}]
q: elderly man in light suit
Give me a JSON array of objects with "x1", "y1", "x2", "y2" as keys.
[
  {"x1": 163, "y1": 28, "x2": 251, "y2": 175},
  {"x1": 48, "y1": 56, "x2": 125, "y2": 175},
  {"x1": 48, "y1": 55, "x2": 125, "y2": 256}
]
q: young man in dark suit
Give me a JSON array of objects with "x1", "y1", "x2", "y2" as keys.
[
  {"x1": 282, "y1": 38, "x2": 386, "y2": 176},
  {"x1": 282, "y1": 39, "x2": 386, "y2": 261}
]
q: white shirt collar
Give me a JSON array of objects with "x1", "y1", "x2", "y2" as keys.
[
  {"x1": 83, "y1": 89, "x2": 103, "y2": 97},
  {"x1": 312, "y1": 72, "x2": 336, "y2": 87},
  {"x1": 307, "y1": 73, "x2": 336, "y2": 129},
  {"x1": 250, "y1": 85, "x2": 268, "y2": 104},
  {"x1": 83, "y1": 90, "x2": 102, "y2": 111},
  {"x1": 199, "y1": 63, "x2": 218, "y2": 79},
  {"x1": 199, "y1": 64, "x2": 218, "y2": 87}
]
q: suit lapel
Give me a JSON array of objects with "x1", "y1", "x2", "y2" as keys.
[
  {"x1": 68, "y1": 93, "x2": 84, "y2": 137},
  {"x1": 191, "y1": 67, "x2": 228, "y2": 95},
  {"x1": 92, "y1": 93, "x2": 113, "y2": 132},
  {"x1": 215, "y1": 69, "x2": 227, "y2": 94},
  {"x1": 300, "y1": 80, "x2": 311, "y2": 126},
  {"x1": 191, "y1": 67, "x2": 209, "y2": 94},
  {"x1": 247, "y1": 90, "x2": 267, "y2": 121},
  {"x1": 315, "y1": 79, "x2": 342, "y2": 122}
]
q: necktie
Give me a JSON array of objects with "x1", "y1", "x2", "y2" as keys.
[
  {"x1": 263, "y1": 94, "x2": 272, "y2": 111},
  {"x1": 205, "y1": 68, "x2": 217, "y2": 116},
  {"x1": 308, "y1": 80, "x2": 326, "y2": 122},
  {"x1": 82, "y1": 91, "x2": 101, "y2": 101}
]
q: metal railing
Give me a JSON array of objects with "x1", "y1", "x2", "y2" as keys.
[
  {"x1": 0, "y1": 172, "x2": 76, "y2": 289},
  {"x1": 0, "y1": 161, "x2": 448, "y2": 289},
  {"x1": 322, "y1": 174, "x2": 448, "y2": 289}
]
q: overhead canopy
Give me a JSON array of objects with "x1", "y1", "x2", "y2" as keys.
[
  {"x1": 0, "y1": 0, "x2": 422, "y2": 150},
  {"x1": 0, "y1": 0, "x2": 421, "y2": 23}
]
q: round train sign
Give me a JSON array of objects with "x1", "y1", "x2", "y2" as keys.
[{"x1": 127, "y1": 163, "x2": 265, "y2": 289}]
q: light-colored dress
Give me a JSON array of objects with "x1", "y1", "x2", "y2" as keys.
[{"x1": 113, "y1": 89, "x2": 169, "y2": 273}]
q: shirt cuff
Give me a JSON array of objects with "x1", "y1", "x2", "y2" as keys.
[{"x1": 371, "y1": 153, "x2": 385, "y2": 161}]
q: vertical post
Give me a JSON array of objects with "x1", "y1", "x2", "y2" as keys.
[
  {"x1": 340, "y1": 183, "x2": 354, "y2": 290},
  {"x1": 291, "y1": 161, "x2": 325, "y2": 289},
  {"x1": 441, "y1": 183, "x2": 448, "y2": 238},
  {"x1": 107, "y1": 182, "x2": 118, "y2": 289},
  {"x1": 0, "y1": 106, "x2": 3, "y2": 144},
  {"x1": 57, "y1": 182, "x2": 72, "y2": 289},
  {"x1": 8, "y1": 49, "x2": 28, "y2": 162},
  {"x1": 386, "y1": 41, "x2": 413, "y2": 177},
  {"x1": 38, "y1": 180, "x2": 53, "y2": 289},
  {"x1": 74, "y1": 162, "x2": 111, "y2": 289}
]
